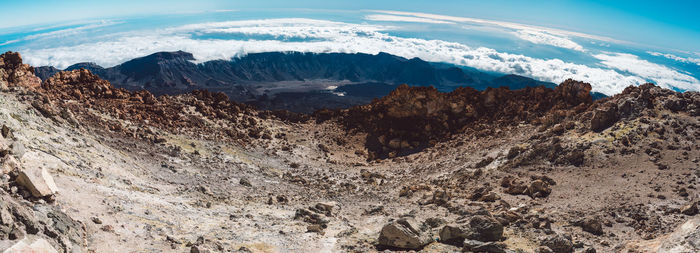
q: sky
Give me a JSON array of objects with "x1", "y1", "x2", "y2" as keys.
[
  {"x1": 2, "y1": 0, "x2": 699, "y2": 52},
  {"x1": 0, "y1": 1, "x2": 699, "y2": 95}
]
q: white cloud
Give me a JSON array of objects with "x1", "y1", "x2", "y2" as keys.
[
  {"x1": 648, "y1": 51, "x2": 700, "y2": 66},
  {"x1": 0, "y1": 39, "x2": 21, "y2": 46},
  {"x1": 594, "y1": 53, "x2": 699, "y2": 91},
  {"x1": 366, "y1": 10, "x2": 593, "y2": 52},
  {"x1": 1, "y1": 20, "x2": 121, "y2": 46},
  {"x1": 364, "y1": 14, "x2": 455, "y2": 24},
  {"x1": 513, "y1": 30, "x2": 584, "y2": 52},
  {"x1": 19, "y1": 18, "x2": 699, "y2": 95},
  {"x1": 369, "y1": 10, "x2": 622, "y2": 43}
]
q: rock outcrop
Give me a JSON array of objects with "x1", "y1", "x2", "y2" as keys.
[
  {"x1": 0, "y1": 52, "x2": 41, "y2": 90},
  {"x1": 318, "y1": 79, "x2": 593, "y2": 158}
]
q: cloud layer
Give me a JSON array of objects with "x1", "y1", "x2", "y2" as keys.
[
  {"x1": 648, "y1": 51, "x2": 700, "y2": 66},
  {"x1": 16, "y1": 18, "x2": 700, "y2": 95},
  {"x1": 365, "y1": 11, "x2": 588, "y2": 52}
]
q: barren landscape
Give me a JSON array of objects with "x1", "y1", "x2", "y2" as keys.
[{"x1": 0, "y1": 50, "x2": 699, "y2": 253}]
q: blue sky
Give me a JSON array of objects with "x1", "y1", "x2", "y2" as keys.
[
  {"x1": 1, "y1": 0, "x2": 699, "y2": 95},
  {"x1": 1, "y1": 0, "x2": 699, "y2": 52}
]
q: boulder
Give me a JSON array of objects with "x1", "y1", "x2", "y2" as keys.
[
  {"x1": 468, "y1": 215, "x2": 504, "y2": 242},
  {"x1": 377, "y1": 218, "x2": 433, "y2": 249},
  {"x1": 16, "y1": 167, "x2": 58, "y2": 197},
  {"x1": 540, "y1": 234, "x2": 574, "y2": 253},
  {"x1": 462, "y1": 239, "x2": 507, "y2": 253},
  {"x1": 440, "y1": 215, "x2": 503, "y2": 245},
  {"x1": 573, "y1": 217, "x2": 604, "y2": 235},
  {"x1": 311, "y1": 202, "x2": 337, "y2": 216},
  {"x1": 440, "y1": 224, "x2": 468, "y2": 245},
  {"x1": 2, "y1": 238, "x2": 59, "y2": 253},
  {"x1": 526, "y1": 180, "x2": 552, "y2": 199},
  {"x1": 239, "y1": 178, "x2": 252, "y2": 187}
]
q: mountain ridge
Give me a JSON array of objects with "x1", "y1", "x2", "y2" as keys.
[{"x1": 34, "y1": 51, "x2": 577, "y2": 112}]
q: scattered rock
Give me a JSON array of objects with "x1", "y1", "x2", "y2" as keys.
[
  {"x1": 526, "y1": 180, "x2": 552, "y2": 198},
  {"x1": 681, "y1": 201, "x2": 698, "y2": 216},
  {"x1": 239, "y1": 178, "x2": 252, "y2": 187},
  {"x1": 310, "y1": 202, "x2": 337, "y2": 216},
  {"x1": 306, "y1": 224, "x2": 324, "y2": 234},
  {"x1": 1, "y1": 125, "x2": 11, "y2": 139},
  {"x1": 1, "y1": 155, "x2": 20, "y2": 174},
  {"x1": 377, "y1": 218, "x2": 433, "y2": 250},
  {"x1": 294, "y1": 208, "x2": 329, "y2": 226},
  {"x1": 190, "y1": 245, "x2": 210, "y2": 253},
  {"x1": 541, "y1": 234, "x2": 574, "y2": 253},
  {"x1": 573, "y1": 217, "x2": 604, "y2": 235},
  {"x1": 101, "y1": 225, "x2": 114, "y2": 232},
  {"x1": 91, "y1": 217, "x2": 103, "y2": 224},
  {"x1": 463, "y1": 239, "x2": 506, "y2": 253}
]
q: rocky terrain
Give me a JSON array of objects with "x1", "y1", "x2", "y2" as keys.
[{"x1": 0, "y1": 50, "x2": 698, "y2": 253}]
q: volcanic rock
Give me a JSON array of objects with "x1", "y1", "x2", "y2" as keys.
[
  {"x1": 526, "y1": 180, "x2": 552, "y2": 199},
  {"x1": 0, "y1": 52, "x2": 41, "y2": 89},
  {"x1": 440, "y1": 215, "x2": 503, "y2": 245},
  {"x1": 320, "y1": 79, "x2": 593, "y2": 158},
  {"x1": 540, "y1": 234, "x2": 574, "y2": 253},
  {"x1": 462, "y1": 239, "x2": 507, "y2": 253},
  {"x1": 681, "y1": 201, "x2": 698, "y2": 216},
  {"x1": 573, "y1": 217, "x2": 604, "y2": 235},
  {"x1": 590, "y1": 103, "x2": 619, "y2": 132},
  {"x1": 377, "y1": 218, "x2": 433, "y2": 250}
]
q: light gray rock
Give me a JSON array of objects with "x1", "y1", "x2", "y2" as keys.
[
  {"x1": 9, "y1": 143, "x2": 24, "y2": 160},
  {"x1": 1, "y1": 156, "x2": 20, "y2": 175},
  {"x1": 2, "y1": 238, "x2": 59, "y2": 253},
  {"x1": 16, "y1": 166, "x2": 58, "y2": 197},
  {"x1": 658, "y1": 217, "x2": 700, "y2": 253}
]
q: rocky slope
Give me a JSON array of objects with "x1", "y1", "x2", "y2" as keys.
[{"x1": 1, "y1": 51, "x2": 699, "y2": 253}]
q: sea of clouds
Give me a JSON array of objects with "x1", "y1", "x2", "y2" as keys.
[{"x1": 6, "y1": 11, "x2": 699, "y2": 95}]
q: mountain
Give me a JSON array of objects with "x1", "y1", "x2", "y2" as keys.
[
  {"x1": 36, "y1": 51, "x2": 485, "y2": 90},
  {"x1": 35, "y1": 51, "x2": 570, "y2": 112}
]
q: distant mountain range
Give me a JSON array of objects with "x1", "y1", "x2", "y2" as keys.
[{"x1": 36, "y1": 51, "x2": 601, "y2": 113}]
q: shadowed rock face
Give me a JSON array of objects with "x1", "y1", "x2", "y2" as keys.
[{"x1": 318, "y1": 79, "x2": 593, "y2": 158}]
